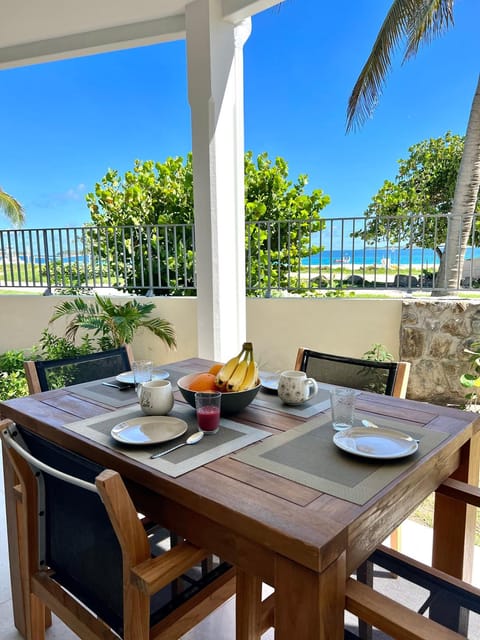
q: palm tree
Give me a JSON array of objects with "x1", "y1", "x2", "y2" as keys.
[
  {"x1": 347, "y1": 0, "x2": 480, "y2": 296},
  {"x1": 50, "y1": 293, "x2": 177, "y2": 351},
  {"x1": 0, "y1": 187, "x2": 25, "y2": 227}
]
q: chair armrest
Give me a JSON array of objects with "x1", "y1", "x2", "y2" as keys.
[
  {"x1": 437, "y1": 478, "x2": 480, "y2": 508},
  {"x1": 345, "y1": 577, "x2": 464, "y2": 640},
  {"x1": 130, "y1": 541, "x2": 209, "y2": 595}
]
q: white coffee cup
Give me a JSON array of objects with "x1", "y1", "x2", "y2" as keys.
[
  {"x1": 278, "y1": 370, "x2": 318, "y2": 405},
  {"x1": 137, "y1": 380, "x2": 174, "y2": 415}
]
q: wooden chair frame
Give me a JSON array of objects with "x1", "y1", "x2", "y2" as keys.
[
  {"x1": 1, "y1": 419, "x2": 235, "y2": 640},
  {"x1": 24, "y1": 344, "x2": 134, "y2": 394},
  {"x1": 344, "y1": 477, "x2": 480, "y2": 639}
]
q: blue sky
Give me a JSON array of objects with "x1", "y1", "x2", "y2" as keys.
[{"x1": 0, "y1": 0, "x2": 478, "y2": 229}]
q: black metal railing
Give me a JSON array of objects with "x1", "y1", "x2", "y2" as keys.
[{"x1": 1, "y1": 215, "x2": 479, "y2": 295}]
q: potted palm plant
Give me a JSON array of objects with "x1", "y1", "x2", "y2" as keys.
[{"x1": 49, "y1": 293, "x2": 176, "y2": 351}]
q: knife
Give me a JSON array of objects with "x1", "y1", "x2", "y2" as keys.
[{"x1": 102, "y1": 381, "x2": 131, "y2": 391}]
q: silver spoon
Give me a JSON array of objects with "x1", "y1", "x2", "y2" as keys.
[
  {"x1": 150, "y1": 431, "x2": 204, "y2": 459},
  {"x1": 361, "y1": 419, "x2": 420, "y2": 443}
]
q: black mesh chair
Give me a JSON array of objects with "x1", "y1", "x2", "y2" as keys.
[
  {"x1": 24, "y1": 344, "x2": 133, "y2": 394},
  {"x1": 295, "y1": 348, "x2": 410, "y2": 398},
  {"x1": 344, "y1": 542, "x2": 480, "y2": 639},
  {"x1": 1, "y1": 419, "x2": 235, "y2": 640}
]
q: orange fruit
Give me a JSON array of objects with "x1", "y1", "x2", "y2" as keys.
[
  {"x1": 208, "y1": 363, "x2": 223, "y2": 376},
  {"x1": 188, "y1": 372, "x2": 219, "y2": 392}
]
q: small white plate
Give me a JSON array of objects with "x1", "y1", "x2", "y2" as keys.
[
  {"x1": 116, "y1": 370, "x2": 170, "y2": 385},
  {"x1": 111, "y1": 416, "x2": 187, "y2": 445},
  {"x1": 260, "y1": 373, "x2": 280, "y2": 392},
  {"x1": 333, "y1": 426, "x2": 418, "y2": 460}
]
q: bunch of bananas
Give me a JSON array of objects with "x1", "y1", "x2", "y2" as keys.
[{"x1": 216, "y1": 342, "x2": 259, "y2": 392}]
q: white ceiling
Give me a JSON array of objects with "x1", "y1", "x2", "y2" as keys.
[{"x1": 0, "y1": 0, "x2": 281, "y2": 69}]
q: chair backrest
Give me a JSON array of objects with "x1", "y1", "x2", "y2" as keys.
[
  {"x1": 295, "y1": 348, "x2": 411, "y2": 398},
  {"x1": 0, "y1": 419, "x2": 234, "y2": 639},
  {"x1": 24, "y1": 344, "x2": 133, "y2": 394},
  {"x1": 3, "y1": 423, "x2": 132, "y2": 631}
]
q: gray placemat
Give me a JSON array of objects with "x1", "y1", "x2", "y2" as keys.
[
  {"x1": 252, "y1": 385, "x2": 332, "y2": 418},
  {"x1": 234, "y1": 413, "x2": 449, "y2": 505},
  {"x1": 68, "y1": 377, "x2": 138, "y2": 408},
  {"x1": 68, "y1": 366, "x2": 186, "y2": 408},
  {"x1": 63, "y1": 403, "x2": 272, "y2": 478}
]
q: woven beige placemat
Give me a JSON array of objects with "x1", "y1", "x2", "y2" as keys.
[
  {"x1": 234, "y1": 413, "x2": 449, "y2": 505},
  {"x1": 63, "y1": 403, "x2": 271, "y2": 478}
]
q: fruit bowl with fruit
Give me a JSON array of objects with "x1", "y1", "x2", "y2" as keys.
[{"x1": 177, "y1": 343, "x2": 261, "y2": 415}]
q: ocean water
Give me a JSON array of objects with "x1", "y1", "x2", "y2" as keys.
[
  {"x1": 15, "y1": 255, "x2": 90, "y2": 265},
  {"x1": 301, "y1": 247, "x2": 480, "y2": 268}
]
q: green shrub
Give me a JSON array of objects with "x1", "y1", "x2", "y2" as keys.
[
  {"x1": 36, "y1": 329, "x2": 95, "y2": 360},
  {"x1": 0, "y1": 350, "x2": 29, "y2": 401},
  {"x1": 0, "y1": 331, "x2": 96, "y2": 401}
]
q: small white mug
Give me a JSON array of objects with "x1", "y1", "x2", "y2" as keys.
[
  {"x1": 278, "y1": 370, "x2": 318, "y2": 405},
  {"x1": 137, "y1": 380, "x2": 174, "y2": 415}
]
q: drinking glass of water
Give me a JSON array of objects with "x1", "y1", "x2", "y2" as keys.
[{"x1": 330, "y1": 388, "x2": 357, "y2": 431}]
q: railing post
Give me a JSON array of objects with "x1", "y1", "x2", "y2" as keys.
[
  {"x1": 145, "y1": 225, "x2": 154, "y2": 297},
  {"x1": 42, "y1": 229, "x2": 52, "y2": 296},
  {"x1": 265, "y1": 221, "x2": 271, "y2": 298}
]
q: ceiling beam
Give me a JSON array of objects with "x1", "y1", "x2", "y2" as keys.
[
  {"x1": 222, "y1": 0, "x2": 282, "y2": 23},
  {"x1": 0, "y1": 14, "x2": 185, "y2": 69}
]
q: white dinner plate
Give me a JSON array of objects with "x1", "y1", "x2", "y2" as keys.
[
  {"x1": 333, "y1": 426, "x2": 418, "y2": 460},
  {"x1": 259, "y1": 373, "x2": 280, "y2": 392},
  {"x1": 111, "y1": 416, "x2": 187, "y2": 445},
  {"x1": 116, "y1": 369, "x2": 170, "y2": 385}
]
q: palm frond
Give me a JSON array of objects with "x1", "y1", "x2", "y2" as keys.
[
  {"x1": 347, "y1": 0, "x2": 418, "y2": 132},
  {"x1": 50, "y1": 298, "x2": 93, "y2": 322},
  {"x1": 346, "y1": 0, "x2": 454, "y2": 132},
  {"x1": 0, "y1": 188, "x2": 25, "y2": 227},
  {"x1": 404, "y1": 0, "x2": 454, "y2": 60},
  {"x1": 140, "y1": 318, "x2": 177, "y2": 348}
]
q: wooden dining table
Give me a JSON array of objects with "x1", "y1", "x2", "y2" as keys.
[{"x1": 2, "y1": 357, "x2": 480, "y2": 640}]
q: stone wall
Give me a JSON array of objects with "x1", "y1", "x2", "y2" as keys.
[{"x1": 400, "y1": 299, "x2": 480, "y2": 407}]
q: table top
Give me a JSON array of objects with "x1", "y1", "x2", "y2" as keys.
[{"x1": 2, "y1": 357, "x2": 479, "y2": 582}]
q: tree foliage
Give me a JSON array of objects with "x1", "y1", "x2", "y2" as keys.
[
  {"x1": 355, "y1": 133, "x2": 479, "y2": 255},
  {"x1": 85, "y1": 152, "x2": 330, "y2": 295},
  {"x1": 86, "y1": 157, "x2": 195, "y2": 295}
]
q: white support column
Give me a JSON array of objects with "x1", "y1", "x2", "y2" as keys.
[{"x1": 186, "y1": 0, "x2": 251, "y2": 361}]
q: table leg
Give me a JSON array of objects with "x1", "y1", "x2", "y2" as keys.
[
  {"x1": 236, "y1": 569, "x2": 263, "y2": 640},
  {"x1": 274, "y1": 552, "x2": 346, "y2": 640},
  {"x1": 430, "y1": 431, "x2": 480, "y2": 631},
  {"x1": 433, "y1": 432, "x2": 480, "y2": 579}
]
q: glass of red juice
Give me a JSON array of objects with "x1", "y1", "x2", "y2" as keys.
[{"x1": 195, "y1": 392, "x2": 221, "y2": 434}]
